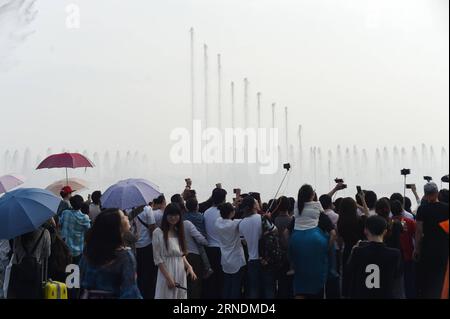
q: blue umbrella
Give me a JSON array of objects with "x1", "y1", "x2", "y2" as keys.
[
  {"x1": 0, "y1": 188, "x2": 61, "y2": 240},
  {"x1": 101, "y1": 178, "x2": 161, "y2": 210}
]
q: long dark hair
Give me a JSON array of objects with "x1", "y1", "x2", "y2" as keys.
[
  {"x1": 337, "y1": 197, "x2": 361, "y2": 244},
  {"x1": 297, "y1": 184, "x2": 314, "y2": 216},
  {"x1": 272, "y1": 196, "x2": 289, "y2": 220},
  {"x1": 161, "y1": 203, "x2": 186, "y2": 255},
  {"x1": 85, "y1": 208, "x2": 125, "y2": 266}
]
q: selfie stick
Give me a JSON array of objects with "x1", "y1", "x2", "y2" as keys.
[
  {"x1": 403, "y1": 174, "x2": 407, "y2": 199},
  {"x1": 267, "y1": 166, "x2": 291, "y2": 212}
]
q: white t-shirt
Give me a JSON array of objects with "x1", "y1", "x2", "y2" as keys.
[
  {"x1": 215, "y1": 218, "x2": 246, "y2": 274},
  {"x1": 239, "y1": 213, "x2": 262, "y2": 261},
  {"x1": 204, "y1": 206, "x2": 221, "y2": 247},
  {"x1": 324, "y1": 209, "x2": 339, "y2": 227},
  {"x1": 294, "y1": 201, "x2": 323, "y2": 230},
  {"x1": 154, "y1": 209, "x2": 163, "y2": 228},
  {"x1": 184, "y1": 220, "x2": 208, "y2": 255},
  {"x1": 88, "y1": 204, "x2": 102, "y2": 223},
  {"x1": 368, "y1": 209, "x2": 377, "y2": 216},
  {"x1": 135, "y1": 206, "x2": 156, "y2": 249}
]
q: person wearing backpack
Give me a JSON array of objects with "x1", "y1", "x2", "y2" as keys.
[
  {"x1": 134, "y1": 204, "x2": 157, "y2": 299},
  {"x1": 239, "y1": 196, "x2": 276, "y2": 299},
  {"x1": 7, "y1": 227, "x2": 51, "y2": 299}
]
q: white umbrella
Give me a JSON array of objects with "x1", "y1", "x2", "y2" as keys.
[{"x1": 46, "y1": 178, "x2": 89, "y2": 196}]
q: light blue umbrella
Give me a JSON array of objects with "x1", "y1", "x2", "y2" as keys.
[
  {"x1": 0, "y1": 188, "x2": 61, "y2": 240},
  {"x1": 101, "y1": 178, "x2": 161, "y2": 210}
]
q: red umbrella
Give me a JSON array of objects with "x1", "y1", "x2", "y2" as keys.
[{"x1": 36, "y1": 152, "x2": 95, "y2": 184}]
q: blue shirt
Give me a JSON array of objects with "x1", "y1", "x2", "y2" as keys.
[
  {"x1": 60, "y1": 209, "x2": 91, "y2": 257},
  {"x1": 183, "y1": 211, "x2": 206, "y2": 236},
  {"x1": 80, "y1": 248, "x2": 142, "y2": 299}
]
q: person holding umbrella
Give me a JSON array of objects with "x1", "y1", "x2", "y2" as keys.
[{"x1": 0, "y1": 188, "x2": 61, "y2": 299}]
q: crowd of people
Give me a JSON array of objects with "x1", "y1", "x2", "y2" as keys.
[{"x1": 0, "y1": 178, "x2": 448, "y2": 299}]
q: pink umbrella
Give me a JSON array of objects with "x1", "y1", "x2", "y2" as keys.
[
  {"x1": 36, "y1": 152, "x2": 95, "y2": 184},
  {"x1": 0, "y1": 174, "x2": 26, "y2": 194}
]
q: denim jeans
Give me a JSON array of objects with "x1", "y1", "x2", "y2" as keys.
[
  {"x1": 246, "y1": 260, "x2": 275, "y2": 299},
  {"x1": 223, "y1": 268, "x2": 243, "y2": 299}
]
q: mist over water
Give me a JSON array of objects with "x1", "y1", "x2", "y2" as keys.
[{"x1": 0, "y1": 0, "x2": 448, "y2": 204}]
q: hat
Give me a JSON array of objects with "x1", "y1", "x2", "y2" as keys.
[
  {"x1": 61, "y1": 186, "x2": 75, "y2": 195},
  {"x1": 424, "y1": 182, "x2": 439, "y2": 195}
]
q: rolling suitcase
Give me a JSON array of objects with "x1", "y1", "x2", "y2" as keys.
[{"x1": 43, "y1": 280, "x2": 68, "y2": 299}]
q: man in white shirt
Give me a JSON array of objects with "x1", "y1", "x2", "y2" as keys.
[
  {"x1": 203, "y1": 187, "x2": 227, "y2": 299},
  {"x1": 239, "y1": 196, "x2": 264, "y2": 298},
  {"x1": 134, "y1": 205, "x2": 157, "y2": 299},
  {"x1": 152, "y1": 195, "x2": 166, "y2": 227},
  {"x1": 215, "y1": 203, "x2": 246, "y2": 298},
  {"x1": 88, "y1": 191, "x2": 102, "y2": 223}
]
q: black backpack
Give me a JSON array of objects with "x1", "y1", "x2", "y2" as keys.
[
  {"x1": 259, "y1": 215, "x2": 286, "y2": 271},
  {"x1": 8, "y1": 230, "x2": 46, "y2": 299}
]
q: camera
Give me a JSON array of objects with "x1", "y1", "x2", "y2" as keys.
[
  {"x1": 442, "y1": 175, "x2": 449, "y2": 183},
  {"x1": 423, "y1": 176, "x2": 432, "y2": 182},
  {"x1": 335, "y1": 178, "x2": 347, "y2": 189},
  {"x1": 401, "y1": 168, "x2": 411, "y2": 176},
  {"x1": 233, "y1": 188, "x2": 241, "y2": 194},
  {"x1": 406, "y1": 184, "x2": 415, "y2": 189},
  {"x1": 283, "y1": 163, "x2": 291, "y2": 171}
]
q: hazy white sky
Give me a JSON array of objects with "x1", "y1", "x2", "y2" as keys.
[{"x1": 0, "y1": 0, "x2": 448, "y2": 157}]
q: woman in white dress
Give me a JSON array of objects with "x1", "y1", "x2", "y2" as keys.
[{"x1": 152, "y1": 203, "x2": 197, "y2": 299}]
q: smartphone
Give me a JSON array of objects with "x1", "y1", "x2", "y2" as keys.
[
  {"x1": 356, "y1": 186, "x2": 362, "y2": 194},
  {"x1": 406, "y1": 184, "x2": 415, "y2": 189},
  {"x1": 335, "y1": 178, "x2": 344, "y2": 184}
]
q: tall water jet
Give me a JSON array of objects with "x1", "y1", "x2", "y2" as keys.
[
  {"x1": 375, "y1": 148, "x2": 382, "y2": 183},
  {"x1": 393, "y1": 146, "x2": 399, "y2": 171},
  {"x1": 441, "y1": 147, "x2": 449, "y2": 172},
  {"x1": 345, "y1": 147, "x2": 351, "y2": 180},
  {"x1": 103, "y1": 151, "x2": 111, "y2": 173},
  {"x1": 257, "y1": 92, "x2": 261, "y2": 128},
  {"x1": 421, "y1": 143, "x2": 428, "y2": 173},
  {"x1": 244, "y1": 78, "x2": 249, "y2": 129},
  {"x1": 12, "y1": 150, "x2": 19, "y2": 173},
  {"x1": 190, "y1": 27, "x2": 195, "y2": 133},
  {"x1": 383, "y1": 147, "x2": 389, "y2": 182},
  {"x1": 327, "y1": 150, "x2": 333, "y2": 189},
  {"x1": 3, "y1": 150, "x2": 10, "y2": 173},
  {"x1": 217, "y1": 54, "x2": 222, "y2": 130},
  {"x1": 22, "y1": 147, "x2": 31, "y2": 174},
  {"x1": 429, "y1": 146, "x2": 436, "y2": 175},
  {"x1": 353, "y1": 145, "x2": 359, "y2": 179},
  {"x1": 297, "y1": 125, "x2": 303, "y2": 173},
  {"x1": 231, "y1": 82, "x2": 235, "y2": 129},
  {"x1": 401, "y1": 147, "x2": 407, "y2": 168},
  {"x1": 271, "y1": 103, "x2": 276, "y2": 128},
  {"x1": 412, "y1": 146, "x2": 419, "y2": 171},
  {"x1": 284, "y1": 107, "x2": 289, "y2": 161},
  {"x1": 336, "y1": 145, "x2": 343, "y2": 178},
  {"x1": 203, "y1": 44, "x2": 209, "y2": 128}
]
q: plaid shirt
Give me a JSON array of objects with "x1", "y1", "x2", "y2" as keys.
[{"x1": 60, "y1": 209, "x2": 91, "y2": 257}]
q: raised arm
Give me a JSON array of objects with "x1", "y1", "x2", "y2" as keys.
[{"x1": 328, "y1": 182, "x2": 346, "y2": 198}]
